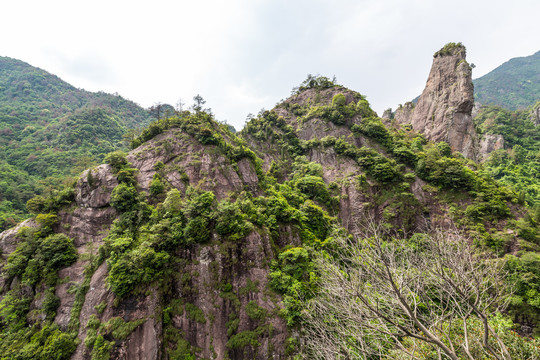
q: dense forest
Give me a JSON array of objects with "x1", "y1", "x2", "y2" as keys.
[
  {"x1": 474, "y1": 50, "x2": 540, "y2": 110},
  {"x1": 0, "y1": 57, "x2": 152, "y2": 231},
  {"x1": 1, "y1": 47, "x2": 540, "y2": 359},
  {"x1": 476, "y1": 103, "x2": 540, "y2": 208}
]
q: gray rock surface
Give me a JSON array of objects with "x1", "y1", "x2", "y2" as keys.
[
  {"x1": 409, "y1": 44, "x2": 479, "y2": 160},
  {"x1": 479, "y1": 134, "x2": 505, "y2": 160}
]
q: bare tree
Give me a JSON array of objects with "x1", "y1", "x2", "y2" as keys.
[{"x1": 301, "y1": 225, "x2": 514, "y2": 359}]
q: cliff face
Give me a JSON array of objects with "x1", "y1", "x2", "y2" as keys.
[
  {"x1": 242, "y1": 87, "x2": 442, "y2": 238},
  {"x1": 400, "y1": 43, "x2": 479, "y2": 160},
  {"x1": 0, "y1": 51, "x2": 527, "y2": 359},
  {"x1": 0, "y1": 122, "x2": 289, "y2": 360}
]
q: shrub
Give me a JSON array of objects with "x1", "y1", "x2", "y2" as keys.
[
  {"x1": 110, "y1": 183, "x2": 139, "y2": 212},
  {"x1": 104, "y1": 150, "x2": 128, "y2": 173},
  {"x1": 26, "y1": 196, "x2": 46, "y2": 214},
  {"x1": 437, "y1": 141, "x2": 452, "y2": 157},
  {"x1": 39, "y1": 233, "x2": 78, "y2": 270},
  {"x1": 149, "y1": 175, "x2": 165, "y2": 196},
  {"x1": 331, "y1": 93, "x2": 346, "y2": 107}
]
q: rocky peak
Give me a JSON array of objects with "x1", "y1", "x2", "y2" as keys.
[
  {"x1": 404, "y1": 43, "x2": 479, "y2": 160},
  {"x1": 394, "y1": 102, "x2": 415, "y2": 124}
]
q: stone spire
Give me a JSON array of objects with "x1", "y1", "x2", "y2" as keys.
[{"x1": 410, "y1": 43, "x2": 478, "y2": 160}]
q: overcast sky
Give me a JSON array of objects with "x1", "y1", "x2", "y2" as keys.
[{"x1": 2, "y1": 0, "x2": 539, "y2": 129}]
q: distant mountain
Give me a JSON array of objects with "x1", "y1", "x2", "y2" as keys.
[
  {"x1": 0, "y1": 56, "x2": 151, "y2": 230},
  {"x1": 473, "y1": 50, "x2": 540, "y2": 110}
]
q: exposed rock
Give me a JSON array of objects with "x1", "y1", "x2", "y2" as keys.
[
  {"x1": 381, "y1": 108, "x2": 393, "y2": 120},
  {"x1": 394, "y1": 102, "x2": 415, "y2": 125},
  {"x1": 472, "y1": 102, "x2": 482, "y2": 118},
  {"x1": 245, "y1": 87, "x2": 430, "y2": 235},
  {"x1": 531, "y1": 102, "x2": 540, "y2": 125},
  {"x1": 127, "y1": 129, "x2": 260, "y2": 200},
  {"x1": 0, "y1": 218, "x2": 35, "y2": 256},
  {"x1": 479, "y1": 134, "x2": 505, "y2": 160},
  {"x1": 409, "y1": 43, "x2": 478, "y2": 160},
  {"x1": 75, "y1": 164, "x2": 118, "y2": 208}
]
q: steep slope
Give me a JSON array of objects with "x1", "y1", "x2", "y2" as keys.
[
  {"x1": 0, "y1": 57, "x2": 152, "y2": 231},
  {"x1": 1, "y1": 61, "x2": 540, "y2": 358},
  {"x1": 474, "y1": 50, "x2": 540, "y2": 110},
  {"x1": 475, "y1": 104, "x2": 540, "y2": 206},
  {"x1": 0, "y1": 110, "x2": 301, "y2": 359},
  {"x1": 396, "y1": 43, "x2": 478, "y2": 160}
]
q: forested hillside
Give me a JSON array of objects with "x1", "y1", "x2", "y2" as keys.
[
  {"x1": 1, "y1": 45, "x2": 540, "y2": 359},
  {"x1": 476, "y1": 104, "x2": 540, "y2": 207},
  {"x1": 0, "y1": 57, "x2": 151, "y2": 231},
  {"x1": 474, "y1": 50, "x2": 540, "y2": 109}
]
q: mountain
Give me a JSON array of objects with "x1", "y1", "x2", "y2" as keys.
[
  {"x1": 0, "y1": 57, "x2": 152, "y2": 231},
  {"x1": 473, "y1": 50, "x2": 540, "y2": 110},
  {"x1": 474, "y1": 104, "x2": 540, "y2": 206},
  {"x1": 1, "y1": 45, "x2": 540, "y2": 359},
  {"x1": 395, "y1": 42, "x2": 478, "y2": 160}
]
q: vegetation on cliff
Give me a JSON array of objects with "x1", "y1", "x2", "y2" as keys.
[
  {"x1": 475, "y1": 104, "x2": 540, "y2": 207},
  {"x1": 1, "y1": 71, "x2": 540, "y2": 359},
  {"x1": 0, "y1": 56, "x2": 151, "y2": 232}
]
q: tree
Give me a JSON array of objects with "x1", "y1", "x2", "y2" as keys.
[
  {"x1": 301, "y1": 224, "x2": 522, "y2": 359},
  {"x1": 192, "y1": 94, "x2": 206, "y2": 113},
  {"x1": 149, "y1": 102, "x2": 164, "y2": 120}
]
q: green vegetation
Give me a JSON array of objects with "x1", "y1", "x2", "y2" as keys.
[
  {"x1": 433, "y1": 42, "x2": 466, "y2": 57},
  {"x1": 2, "y1": 70, "x2": 540, "y2": 358},
  {"x1": 476, "y1": 105, "x2": 540, "y2": 206},
  {"x1": 84, "y1": 315, "x2": 146, "y2": 359},
  {"x1": 0, "y1": 221, "x2": 78, "y2": 358},
  {"x1": 0, "y1": 56, "x2": 151, "y2": 232},
  {"x1": 474, "y1": 50, "x2": 540, "y2": 110}
]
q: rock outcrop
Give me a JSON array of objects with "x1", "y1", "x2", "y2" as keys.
[
  {"x1": 394, "y1": 102, "x2": 415, "y2": 125},
  {"x1": 479, "y1": 134, "x2": 505, "y2": 160},
  {"x1": 401, "y1": 43, "x2": 479, "y2": 160},
  {"x1": 531, "y1": 102, "x2": 540, "y2": 125}
]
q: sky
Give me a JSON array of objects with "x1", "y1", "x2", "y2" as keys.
[{"x1": 2, "y1": 0, "x2": 539, "y2": 130}]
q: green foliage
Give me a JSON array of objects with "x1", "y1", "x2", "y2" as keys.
[
  {"x1": 110, "y1": 183, "x2": 139, "y2": 212},
  {"x1": 433, "y1": 42, "x2": 465, "y2": 57},
  {"x1": 506, "y1": 252, "x2": 540, "y2": 331},
  {"x1": 294, "y1": 74, "x2": 338, "y2": 93},
  {"x1": 0, "y1": 57, "x2": 151, "y2": 229},
  {"x1": 476, "y1": 105, "x2": 540, "y2": 206},
  {"x1": 474, "y1": 50, "x2": 540, "y2": 110},
  {"x1": 104, "y1": 150, "x2": 128, "y2": 173},
  {"x1": 5, "y1": 229, "x2": 77, "y2": 286},
  {"x1": 0, "y1": 322, "x2": 77, "y2": 359},
  {"x1": 415, "y1": 147, "x2": 475, "y2": 189},
  {"x1": 351, "y1": 117, "x2": 393, "y2": 148},
  {"x1": 215, "y1": 200, "x2": 253, "y2": 240},
  {"x1": 245, "y1": 301, "x2": 268, "y2": 321},
  {"x1": 184, "y1": 303, "x2": 206, "y2": 324},
  {"x1": 26, "y1": 195, "x2": 46, "y2": 214},
  {"x1": 331, "y1": 93, "x2": 346, "y2": 107},
  {"x1": 269, "y1": 246, "x2": 317, "y2": 325},
  {"x1": 315, "y1": 135, "x2": 402, "y2": 184},
  {"x1": 226, "y1": 330, "x2": 260, "y2": 349},
  {"x1": 107, "y1": 243, "x2": 170, "y2": 298},
  {"x1": 356, "y1": 99, "x2": 376, "y2": 118},
  {"x1": 437, "y1": 141, "x2": 452, "y2": 157},
  {"x1": 149, "y1": 174, "x2": 165, "y2": 196},
  {"x1": 164, "y1": 327, "x2": 200, "y2": 359}
]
